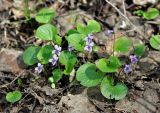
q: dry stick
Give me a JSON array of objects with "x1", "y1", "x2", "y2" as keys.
[
  {"x1": 0, "y1": 70, "x2": 25, "y2": 89},
  {"x1": 105, "y1": 0, "x2": 146, "y2": 41},
  {"x1": 146, "y1": 20, "x2": 160, "y2": 25},
  {"x1": 122, "y1": 0, "x2": 127, "y2": 16}
]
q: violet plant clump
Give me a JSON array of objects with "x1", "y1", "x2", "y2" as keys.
[{"x1": 22, "y1": 7, "x2": 148, "y2": 101}]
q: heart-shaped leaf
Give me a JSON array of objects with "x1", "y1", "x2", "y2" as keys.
[
  {"x1": 67, "y1": 29, "x2": 79, "y2": 35},
  {"x1": 23, "y1": 46, "x2": 41, "y2": 65},
  {"x1": 76, "y1": 20, "x2": 101, "y2": 35},
  {"x1": 35, "y1": 8, "x2": 56, "y2": 23},
  {"x1": 143, "y1": 8, "x2": 159, "y2": 20},
  {"x1": 114, "y1": 36, "x2": 132, "y2": 53},
  {"x1": 36, "y1": 24, "x2": 57, "y2": 41},
  {"x1": 77, "y1": 23, "x2": 87, "y2": 34},
  {"x1": 100, "y1": 76, "x2": 128, "y2": 100},
  {"x1": 149, "y1": 35, "x2": 160, "y2": 50},
  {"x1": 59, "y1": 51, "x2": 77, "y2": 75},
  {"x1": 67, "y1": 33, "x2": 86, "y2": 51},
  {"x1": 76, "y1": 63, "x2": 105, "y2": 87},
  {"x1": 6, "y1": 90, "x2": 22, "y2": 103},
  {"x1": 87, "y1": 20, "x2": 101, "y2": 33},
  {"x1": 134, "y1": 43, "x2": 145, "y2": 56},
  {"x1": 37, "y1": 45, "x2": 53, "y2": 64},
  {"x1": 52, "y1": 69, "x2": 62, "y2": 82},
  {"x1": 97, "y1": 56, "x2": 121, "y2": 73}
]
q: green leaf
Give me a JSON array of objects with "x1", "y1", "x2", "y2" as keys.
[
  {"x1": 35, "y1": 8, "x2": 56, "y2": 23},
  {"x1": 134, "y1": 10, "x2": 144, "y2": 16},
  {"x1": 23, "y1": 46, "x2": 40, "y2": 65},
  {"x1": 87, "y1": 20, "x2": 101, "y2": 33},
  {"x1": 68, "y1": 29, "x2": 79, "y2": 35},
  {"x1": 59, "y1": 51, "x2": 77, "y2": 75},
  {"x1": 114, "y1": 36, "x2": 132, "y2": 53},
  {"x1": 76, "y1": 20, "x2": 101, "y2": 35},
  {"x1": 76, "y1": 63, "x2": 105, "y2": 87},
  {"x1": 36, "y1": 24, "x2": 57, "y2": 41},
  {"x1": 143, "y1": 8, "x2": 159, "y2": 20},
  {"x1": 134, "y1": 44, "x2": 145, "y2": 56},
  {"x1": 52, "y1": 69, "x2": 62, "y2": 82},
  {"x1": 97, "y1": 56, "x2": 121, "y2": 73},
  {"x1": 6, "y1": 90, "x2": 22, "y2": 103},
  {"x1": 37, "y1": 45, "x2": 53, "y2": 64},
  {"x1": 55, "y1": 35, "x2": 62, "y2": 45},
  {"x1": 67, "y1": 33, "x2": 86, "y2": 51},
  {"x1": 149, "y1": 35, "x2": 160, "y2": 50},
  {"x1": 48, "y1": 76, "x2": 54, "y2": 83},
  {"x1": 100, "y1": 76, "x2": 128, "y2": 100},
  {"x1": 77, "y1": 23, "x2": 87, "y2": 34}
]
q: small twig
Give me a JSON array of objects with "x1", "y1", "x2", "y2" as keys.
[
  {"x1": 146, "y1": 20, "x2": 160, "y2": 25},
  {"x1": 105, "y1": 0, "x2": 146, "y2": 41},
  {"x1": 122, "y1": 0, "x2": 127, "y2": 16},
  {"x1": 0, "y1": 71, "x2": 25, "y2": 89}
]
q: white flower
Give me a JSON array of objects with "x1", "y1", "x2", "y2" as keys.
[
  {"x1": 52, "y1": 45, "x2": 62, "y2": 56},
  {"x1": 35, "y1": 63, "x2": 43, "y2": 74},
  {"x1": 49, "y1": 54, "x2": 59, "y2": 66},
  {"x1": 84, "y1": 42, "x2": 94, "y2": 53}
]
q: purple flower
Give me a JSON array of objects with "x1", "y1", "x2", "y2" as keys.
[
  {"x1": 68, "y1": 45, "x2": 74, "y2": 51},
  {"x1": 105, "y1": 30, "x2": 114, "y2": 37},
  {"x1": 35, "y1": 63, "x2": 43, "y2": 74},
  {"x1": 84, "y1": 34, "x2": 93, "y2": 43},
  {"x1": 49, "y1": 54, "x2": 58, "y2": 66},
  {"x1": 124, "y1": 65, "x2": 132, "y2": 74},
  {"x1": 84, "y1": 42, "x2": 94, "y2": 52},
  {"x1": 130, "y1": 55, "x2": 138, "y2": 64},
  {"x1": 52, "y1": 45, "x2": 62, "y2": 56}
]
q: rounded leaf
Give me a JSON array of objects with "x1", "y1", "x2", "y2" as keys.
[
  {"x1": 76, "y1": 63, "x2": 105, "y2": 87},
  {"x1": 35, "y1": 8, "x2": 56, "y2": 23},
  {"x1": 149, "y1": 35, "x2": 160, "y2": 50},
  {"x1": 97, "y1": 56, "x2": 121, "y2": 73},
  {"x1": 134, "y1": 44, "x2": 145, "y2": 56},
  {"x1": 59, "y1": 51, "x2": 77, "y2": 74},
  {"x1": 143, "y1": 8, "x2": 159, "y2": 20},
  {"x1": 36, "y1": 24, "x2": 57, "y2": 41},
  {"x1": 114, "y1": 36, "x2": 132, "y2": 53},
  {"x1": 6, "y1": 90, "x2": 22, "y2": 103},
  {"x1": 52, "y1": 69, "x2": 62, "y2": 82},
  {"x1": 37, "y1": 45, "x2": 53, "y2": 64},
  {"x1": 101, "y1": 77, "x2": 128, "y2": 100},
  {"x1": 77, "y1": 23, "x2": 87, "y2": 34},
  {"x1": 76, "y1": 20, "x2": 101, "y2": 35},
  {"x1": 87, "y1": 20, "x2": 101, "y2": 33},
  {"x1": 23, "y1": 46, "x2": 40, "y2": 65},
  {"x1": 67, "y1": 34, "x2": 86, "y2": 51}
]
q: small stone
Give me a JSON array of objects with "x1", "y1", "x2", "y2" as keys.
[
  {"x1": 135, "y1": 81, "x2": 144, "y2": 90},
  {"x1": 133, "y1": 0, "x2": 148, "y2": 5},
  {"x1": 148, "y1": 51, "x2": 160, "y2": 63},
  {"x1": 41, "y1": 105, "x2": 59, "y2": 113},
  {"x1": 133, "y1": 0, "x2": 157, "y2": 5},
  {"x1": 58, "y1": 93, "x2": 98, "y2": 113},
  {"x1": 138, "y1": 57, "x2": 158, "y2": 74},
  {"x1": 0, "y1": 48, "x2": 27, "y2": 74}
]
